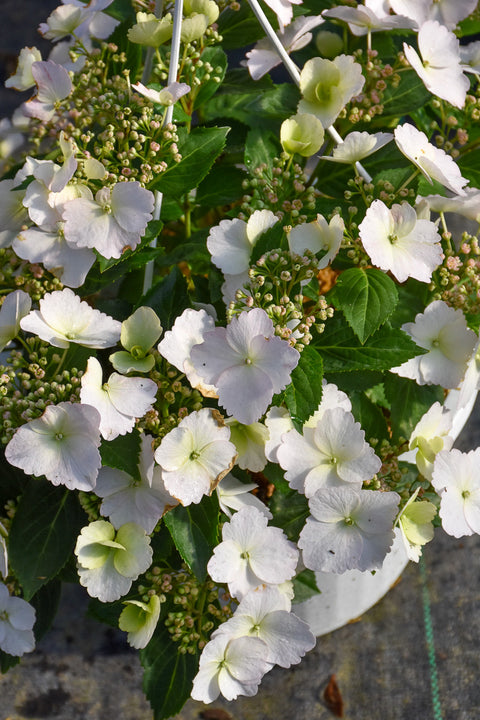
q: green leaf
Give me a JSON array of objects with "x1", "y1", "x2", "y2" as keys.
[
  {"x1": 193, "y1": 47, "x2": 228, "y2": 108},
  {"x1": 381, "y1": 70, "x2": 430, "y2": 117},
  {"x1": 285, "y1": 346, "x2": 324, "y2": 425},
  {"x1": 384, "y1": 376, "x2": 444, "y2": 442},
  {"x1": 350, "y1": 392, "x2": 389, "y2": 444},
  {"x1": 389, "y1": 278, "x2": 432, "y2": 328},
  {"x1": 217, "y1": 1, "x2": 269, "y2": 48},
  {"x1": 9, "y1": 479, "x2": 86, "y2": 600},
  {"x1": 457, "y1": 148, "x2": 480, "y2": 188},
  {"x1": 315, "y1": 318, "x2": 426, "y2": 374},
  {"x1": 331, "y1": 267, "x2": 398, "y2": 343},
  {"x1": 141, "y1": 266, "x2": 190, "y2": 330},
  {"x1": 293, "y1": 569, "x2": 320, "y2": 604},
  {"x1": 0, "y1": 650, "x2": 20, "y2": 673},
  {"x1": 196, "y1": 163, "x2": 245, "y2": 207},
  {"x1": 245, "y1": 128, "x2": 281, "y2": 172},
  {"x1": 141, "y1": 618, "x2": 199, "y2": 719},
  {"x1": 203, "y1": 72, "x2": 298, "y2": 127},
  {"x1": 149, "y1": 126, "x2": 229, "y2": 195},
  {"x1": 100, "y1": 429, "x2": 142, "y2": 483},
  {"x1": 164, "y1": 496, "x2": 219, "y2": 582},
  {"x1": 30, "y1": 579, "x2": 62, "y2": 641},
  {"x1": 269, "y1": 483, "x2": 309, "y2": 543}
]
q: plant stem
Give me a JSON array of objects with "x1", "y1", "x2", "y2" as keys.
[
  {"x1": 246, "y1": 0, "x2": 372, "y2": 183},
  {"x1": 143, "y1": 0, "x2": 184, "y2": 295}
]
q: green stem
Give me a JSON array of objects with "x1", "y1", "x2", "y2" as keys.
[{"x1": 396, "y1": 168, "x2": 420, "y2": 197}]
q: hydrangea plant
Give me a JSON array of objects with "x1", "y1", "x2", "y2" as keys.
[{"x1": 1, "y1": 0, "x2": 480, "y2": 715}]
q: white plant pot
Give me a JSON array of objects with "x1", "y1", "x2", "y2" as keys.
[{"x1": 294, "y1": 352, "x2": 480, "y2": 636}]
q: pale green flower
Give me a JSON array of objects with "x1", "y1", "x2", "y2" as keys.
[
  {"x1": 110, "y1": 306, "x2": 162, "y2": 374},
  {"x1": 119, "y1": 595, "x2": 161, "y2": 649},
  {"x1": 75, "y1": 520, "x2": 153, "y2": 602}
]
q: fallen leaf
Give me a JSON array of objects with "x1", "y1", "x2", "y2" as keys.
[{"x1": 324, "y1": 673, "x2": 344, "y2": 718}]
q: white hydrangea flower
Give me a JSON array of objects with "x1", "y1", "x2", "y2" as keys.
[
  {"x1": 0, "y1": 179, "x2": 29, "y2": 248},
  {"x1": 0, "y1": 521, "x2": 7, "y2": 579},
  {"x1": 154, "y1": 408, "x2": 237, "y2": 506},
  {"x1": 157, "y1": 307, "x2": 217, "y2": 395},
  {"x1": 38, "y1": 3, "x2": 91, "y2": 41},
  {"x1": 0, "y1": 119, "x2": 24, "y2": 174},
  {"x1": 264, "y1": 406, "x2": 294, "y2": 464},
  {"x1": 213, "y1": 586, "x2": 315, "y2": 668},
  {"x1": 96, "y1": 434, "x2": 176, "y2": 532},
  {"x1": 0, "y1": 290, "x2": 32, "y2": 352},
  {"x1": 358, "y1": 199, "x2": 442, "y2": 283},
  {"x1": 264, "y1": 381, "x2": 350, "y2": 463},
  {"x1": 80, "y1": 357, "x2": 157, "y2": 441},
  {"x1": 207, "y1": 210, "x2": 278, "y2": 276},
  {"x1": 432, "y1": 448, "x2": 480, "y2": 537},
  {"x1": 245, "y1": 15, "x2": 324, "y2": 80},
  {"x1": 323, "y1": 0, "x2": 414, "y2": 35},
  {"x1": 0, "y1": 583, "x2": 36, "y2": 657},
  {"x1": 321, "y1": 131, "x2": 393, "y2": 164},
  {"x1": 20, "y1": 288, "x2": 121, "y2": 349},
  {"x1": 403, "y1": 21, "x2": 469, "y2": 108},
  {"x1": 5, "y1": 402, "x2": 102, "y2": 491},
  {"x1": 391, "y1": 300, "x2": 477, "y2": 388},
  {"x1": 24, "y1": 60, "x2": 73, "y2": 121},
  {"x1": 394, "y1": 124, "x2": 468, "y2": 196},
  {"x1": 132, "y1": 81, "x2": 190, "y2": 106},
  {"x1": 277, "y1": 407, "x2": 381, "y2": 498},
  {"x1": 298, "y1": 486, "x2": 400, "y2": 573},
  {"x1": 216, "y1": 474, "x2": 272, "y2": 520},
  {"x1": 389, "y1": 0, "x2": 477, "y2": 31},
  {"x1": 460, "y1": 40, "x2": 480, "y2": 76},
  {"x1": 419, "y1": 188, "x2": 480, "y2": 223},
  {"x1": 191, "y1": 633, "x2": 271, "y2": 703},
  {"x1": 190, "y1": 309, "x2": 300, "y2": 425},
  {"x1": 207, "y1": 506, "x2": 298, "y2": 600},
  {"x1": 5, "y1": 46, "x2": 42, "y2": 90},
  {"x1": 298, "y1": 55, "x2": 365, "y2": 128},
  {"x1": 62, "y1": 181, "x2": 154, "y2": 259},
  {"x1": 409, "y1": 402, "x2": 454, "y2": 481},
  {"x1": 262, "y1": 0, "x2": 303, "y2": 29},
  {"x1": 288, "y1": 213, "x2": 344, "y2": 269},
  {"x1": 14, "y1": 227, "x2": 95, "y2": 289},
  {"x1": 75, "y1": 520, "x2": 153, "y2": 603}
]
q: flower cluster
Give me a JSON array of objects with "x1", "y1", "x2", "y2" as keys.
[{"x1": 1, "y1": 0, "x2": 480, "y2": 716}]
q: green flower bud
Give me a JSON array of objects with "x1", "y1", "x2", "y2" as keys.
[
  {"x1": 315, "y1": 30, "x2": 343, "y2": 59},
  {"x1": 280, "y1": 113, "x2": 325, "y2": 157}
]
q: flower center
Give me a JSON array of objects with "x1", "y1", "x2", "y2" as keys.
[
  {"x1": 388, "y1": 234, "x2": 398, "y2": 245},
  {"x1": 244, "y1": 357, "x2": 252, "y2": 365},
  {"x1": 55, "y1": 432, "x2": 64, "y2": 441},
  {"x1": 190, "y1": 450, "x2": 200, "y2": 461},
  {"x1": 344, "y1": 516, "x2": 355, "y2": 526},
  {"x1": 462, "y1": 489, "x2": 470, "y2": 499}
]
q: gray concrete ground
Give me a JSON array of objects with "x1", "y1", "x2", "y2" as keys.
[{"x1": 1, "y1": 3, "x2": 480, "y2": 719}]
